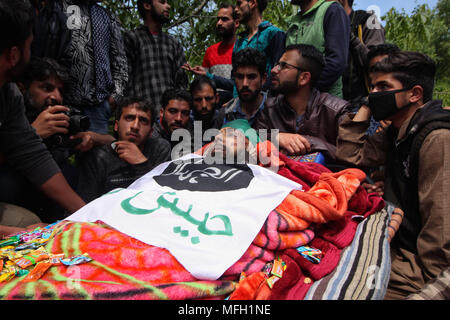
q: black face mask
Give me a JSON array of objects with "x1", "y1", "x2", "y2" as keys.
[{"x1": 368, "y1": 87, "x2": 412, "y2": 121}]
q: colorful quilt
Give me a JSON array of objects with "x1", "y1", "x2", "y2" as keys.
[{"x1": 0, "y1": 142, "x2": 390, "y2": 300}]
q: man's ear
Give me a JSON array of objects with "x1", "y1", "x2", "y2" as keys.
[
  {"x1": 6, "y1": 46, "x2": 21, "y2": 68},
  {"x1": 261, "y1": 72, "x2": 267, "y2": 86},
  {"x1": 409, "y1": 85, "x2": 424, "y2": 104},
  {"x1": 143, "y1": 1, "x2": 152, "y2": 11},
  {"x1": 298, "y1": 71, "x2": 312, "y2": 87},
  {"x1": 114, "y1": 120, "x2": 119, "y2": 133},
  {"x1": 159, "y1": 107, "x2": 164, "y2": 120}
]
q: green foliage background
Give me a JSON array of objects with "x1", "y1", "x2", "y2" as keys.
[
  {"x1": 103, "y1": 0, "x2": 294, "y2": 68},
  {"x1": 103, "y1": 0, "x2": 449, "y2": 105}
]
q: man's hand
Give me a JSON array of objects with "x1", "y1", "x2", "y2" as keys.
[
  {"x1": 108, "y1": 95, "x2": 117, "y2": 113},
  {"x1": 114, "y1": 141, "x2": 147, "y2": 165},
  {"x1": 71, "y1": 131, "x2": 115, "y2": 152},
  {"x1": 40, "y1": 172, "x2": 85, "y2": 214},
  {"x1": 181, "y1": 63, "x2": 207, "y2": 76},
  {"x1": 32, "y1": 105, "x2": 70, "y2": 139},
  {"x1": 353, "y1": 104, "x2": 372, "y2": 122},
  {"x1": 278, "y1": 132, "x2": 311, "y2": 155},
  {"x1": 387, "y1": 208, "x2": 404, "y2": 243},
  {"x1": 376, "y1": 120, "x2": 392, "y2": 133},
  {"x1": 71, "y1": 131, "x2": 95, "y2": 152},
  {"x1": 361, "y1": 180, "x2": 385, "y2": 197},
  {"x1": 0, "y1": 223, "x2": 48, "y2": 239}
]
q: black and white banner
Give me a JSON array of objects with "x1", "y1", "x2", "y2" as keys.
[{"x1": 67, "y1": 154, "x2": 302, "y2": 280}]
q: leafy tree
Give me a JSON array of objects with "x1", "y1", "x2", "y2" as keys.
[
  {"x1": 102, "y1": 0, "x2": 449, "y2": 104},
  {"x1": 102, "y1": 0, "x2": 293, "y2": 68},
  {"x1": 103, "y1": 0, "x2": 140, "y2": 30}
]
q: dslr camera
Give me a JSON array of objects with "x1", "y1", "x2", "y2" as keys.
[{"x1": 44, "y1": 106, "x2": 90, "y2": 149}]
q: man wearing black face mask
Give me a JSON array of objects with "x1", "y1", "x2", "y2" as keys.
[{"x1": 336, "y1": 51, "x2": 450, "y2": 299}]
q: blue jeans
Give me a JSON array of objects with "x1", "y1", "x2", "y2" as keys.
[{"x1": 81, "y1": 100, "x2": 112, "y2": 134}]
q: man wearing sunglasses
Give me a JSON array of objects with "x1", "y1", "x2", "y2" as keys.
[{"x1": 253, "y1": 44, "x2": 351, "y2": 164}]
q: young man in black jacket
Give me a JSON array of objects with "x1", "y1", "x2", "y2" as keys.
[
  {"x1": 336, "y1": 51, "x2": 450, "y2": 299},
  {"x1": 77, "y1": 97, "x2": 171, "y2": 203}
]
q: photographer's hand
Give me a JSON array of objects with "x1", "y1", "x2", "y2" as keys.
[
  {"x1": 71, "y1": 131, "x2": 115, "y2": 152},
  {"x1": 114, "y1": 141, "x2": 148, "y2": 165},
  {"x1": 71, "y1": 131, "x2": 95, "y2": 152},
  {"x1": 32, "y1": 105, "x2": 70, "y2": 139}
]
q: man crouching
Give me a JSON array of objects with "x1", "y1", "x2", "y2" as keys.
[{"x1": 77, "y1": 97, "x2": 171, "y2": 203}]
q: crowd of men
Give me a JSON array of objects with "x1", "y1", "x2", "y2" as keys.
[{"x1": 0, "y1": 0, "x2": 448, "y2": 300}]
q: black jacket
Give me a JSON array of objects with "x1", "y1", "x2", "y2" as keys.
[
  {"x1": 77, "y1": 136, "x2": 171, "y2": 203},
  {"x1": 253, "y1": 89, "x2": 351, "y2": 162},
  {"x1": 383, "y1": 100, "x2": 450, "y2": 254}
]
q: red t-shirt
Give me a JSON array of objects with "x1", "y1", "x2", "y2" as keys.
[{"x1": 202, "y1": 41, "x2": 234, "y2": 79}]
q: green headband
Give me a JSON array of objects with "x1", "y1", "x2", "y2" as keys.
[{"x1": 221, "y1": 119, "x2": 259, "y2": 146}]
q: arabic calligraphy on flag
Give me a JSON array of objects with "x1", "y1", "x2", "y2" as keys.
[{"x1": 66, "y1": 155, "x2": 302, "y2": 280}]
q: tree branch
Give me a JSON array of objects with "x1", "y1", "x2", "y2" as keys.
[{"x1": 167, "y1": 0, "x2": 211, "y2": 29}]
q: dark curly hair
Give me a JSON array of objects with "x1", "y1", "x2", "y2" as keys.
[
  {"x1": 285, "y1": 43, "x2": 325, "y2": 86},
  {"x1": 115, "y1": 96, "x2": 157, "y2": 126},
  {"x1": 19, "y1": 57, "x2": 69, "y2": 89},
  {"x1": 0, "y1": 0, "x2": 34, "y2": 54},
  {"x1": 232, "y1": 48, "x2": 267, "y2": 77},
  {"x1": 369, "y1": 51, "x2": 436, "y2": 103},
  {"x1": 190, "y1": 76, "x2": 217, "y2": 95},
  {"x1": 161, "y1": 88, "x2": 192, "y2": 110},
  {"x1": 367, "y1": 43, "x2": 400, "y2": 66}
]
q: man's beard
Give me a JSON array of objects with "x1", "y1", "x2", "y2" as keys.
[
  {"x1": 237, "y1": 9, "x2": 251, "y2": 25},
  {"x1": 194, "y1": 108, "x2": 215, "y2": 124},
  {"x1": 161, "y1": 116, "x2": 182, "y2": 134},
  {"x1": 272, "y1": 71, "x2": 301, "y2": 96},
  {"x1": 238, "y1": 88, "x2": 260, "y2": 103},
  {"x1": 278, "y1": 80, "x2": 300, "y2": 96},
  {"x1": 216, "y1": 26, "x2": 234, "y2": 40},
  {"x1": 23, "y1": 91, "x2": 45, "y2": 110},
  {"x1": 23, "y1": 92, "x2": 42, "y2": 122},
  {"x1": 151, "y1": 9, "x2": 170, "y2": 25},
  {"x1": 161, "y1": 116, "x2": 170, "y2": 133}
]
